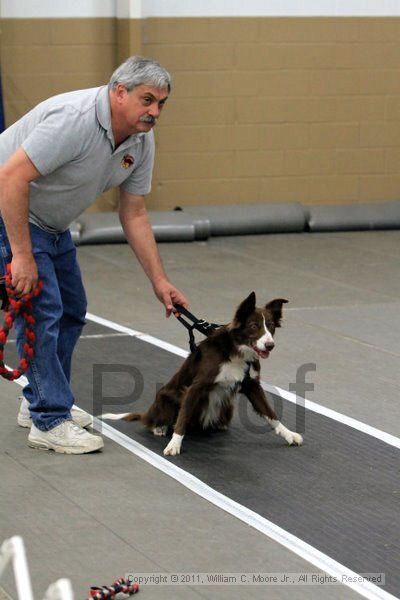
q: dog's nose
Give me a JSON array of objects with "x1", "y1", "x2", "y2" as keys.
[{"x1": 265, "y1": 342, "x2": 275, "y2": 352}]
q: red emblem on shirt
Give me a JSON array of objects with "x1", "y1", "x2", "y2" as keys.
[{"x1": 121, "y1": 154, "x2": 134, "y2": 169}]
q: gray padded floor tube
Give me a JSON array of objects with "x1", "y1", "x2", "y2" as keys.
[
  {"x1": 76, "y1": 210, "x2": 210, "y2": 244},
  {"x1": 69, "y1": 221, "x2": 81, "y2": 245},
  {"x1": 182, "y1": 202, "x2": 306, "y2": 235},
  {"x1": 72, "y1": 200, "x2": 400, "y2": 245},
  {"x1": 306, "y1": 200, "x2": 400, "y2": 232}
]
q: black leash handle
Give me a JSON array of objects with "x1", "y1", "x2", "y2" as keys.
[
  {"x1": 173, "y1": 303, "x2": 199, "y2": 322},
  {"x1": 173, "y1": 304, "x2": 221, "y2": 353}
]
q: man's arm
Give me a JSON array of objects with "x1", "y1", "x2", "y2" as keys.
[
  {"x1": 119, "y1": 189, "x2": 188, "y2": 316},
  {"x1": 0, "y1": 148, "x2": 42, "y2": 294}
]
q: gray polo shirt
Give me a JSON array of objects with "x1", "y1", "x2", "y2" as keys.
[{"x1": 0, "y1": 85, "x2": 155, "y2": 232}]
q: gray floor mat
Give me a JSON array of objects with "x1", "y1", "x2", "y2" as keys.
[{"x1": 64, "y1": 326, "x2": 399, "y2": 597}]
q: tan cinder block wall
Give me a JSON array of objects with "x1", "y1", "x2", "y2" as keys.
[
  {"x1": 1, "y1": 19, "x2": 116, "y2": 123},
  {"x1": 0, "y1": 18, "x2": 122, "y2": 211},
  {"x1": 2, "y1": 17, "x2": 400, "y2": 210},
  {"x1": 143, "y1": 17, "x2": 400, "y2": 209}
]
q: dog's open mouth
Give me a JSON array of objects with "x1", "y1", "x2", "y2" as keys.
[{"x1": 252, "y1": 346, "x2": 270, "y2": 359}]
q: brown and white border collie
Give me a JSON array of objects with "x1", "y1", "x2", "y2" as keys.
[{"x1": 101, "y1": 292, "x2": 303, "y2": 456}]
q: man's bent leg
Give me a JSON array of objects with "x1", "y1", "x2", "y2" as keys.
[
  {"x1": 6, "y1": 223, "x2": 77, "y2": 431},
  {"x1": 16, "y1": 230, "x2": 90, "y2": 429},
  {"x1": 16, "y1": 250, "x2": 75, "y2": 430}
]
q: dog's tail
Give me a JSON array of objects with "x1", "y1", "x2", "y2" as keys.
[{"x1": 100, "y1": 412, "x2": 143, "y2": 422}]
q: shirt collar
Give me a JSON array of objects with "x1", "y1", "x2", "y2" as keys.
[{"x1": 95, "y1": 86, "x2": 112, "y2": 133}]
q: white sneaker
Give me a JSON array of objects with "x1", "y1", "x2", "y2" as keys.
[
  {"x1": 28, "y1": 421, "x2": 104, "y2": 454},
  {"x1": 17, "y1": 397, "x2": 93, "y2": 429}
]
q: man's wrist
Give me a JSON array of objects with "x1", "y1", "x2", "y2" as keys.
[
  {"x1": 152, "y1": 274, "x2": 168, "y2": 287},
  {"x1": 10, "y1": 248, "x2": 34, "y2": 259}
]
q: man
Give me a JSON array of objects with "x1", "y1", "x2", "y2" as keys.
[{"x1": 0, "y1": 56, "x2": 188, "y2": 454}]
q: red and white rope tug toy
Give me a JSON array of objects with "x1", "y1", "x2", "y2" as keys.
[
  {"x1": 88, "y1": 577, "x2": 139, "y2": 598},
  {"x1": 0, "y1": 263, "x2": 43, "y2": 380}
]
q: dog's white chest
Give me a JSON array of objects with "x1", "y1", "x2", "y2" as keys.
[
  {"x1": 200, "y1": 358, "x2": 245, "y2": 429},
  {"x1": 214, "y1": 357, "x2": 247, "y2": 387},
  {"x1": 201, "y1": 388, "x2": 230, "y2": 428}
]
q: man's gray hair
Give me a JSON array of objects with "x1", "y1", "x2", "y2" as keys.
[{"x1": 109, "y1": 56, "x2": 172, "y2": 93}]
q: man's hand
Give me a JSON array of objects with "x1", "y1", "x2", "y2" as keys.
[
  {"x1": 10, "y1": 254, "x2": 38, "y2": 296},
  {"x1": 0, "y1": 148, "x2": 42, "y2": 296},
  {"x1": 153, "y1": 278, "x2": 188, "y2": 318}
]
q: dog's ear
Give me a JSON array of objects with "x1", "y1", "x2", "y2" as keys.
[
  {"x1": 232, "y1": 292, "x2": 256, "y2": 327},
  {"x1": 265, "y1": 298, "x2": 288, "y2": 327}
]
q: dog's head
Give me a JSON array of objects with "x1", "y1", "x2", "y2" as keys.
[{"x1": 230, "y1": 292, "x2": 288, "y2": 359}]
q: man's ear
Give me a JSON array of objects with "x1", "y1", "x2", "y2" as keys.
[
  {"x1": 114, "y1": 83, "x2": 127, "y2": 103},
  {"x1": 265, "y1": 298, "x2": 288, "y2": 327},
  {"x1": 232, "y1": 292, "x2": 256, "y2": 328}
]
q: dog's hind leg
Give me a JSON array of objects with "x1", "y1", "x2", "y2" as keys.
[
  {"x1": 153, "y1": 425, "x2": 168, "y2": 437},
  {"x1": 240, "y1": 376, "x2": 303, "y2": 446},
  {"x1": 142, "y1": 389, "x2": 178, "y2": 435}
]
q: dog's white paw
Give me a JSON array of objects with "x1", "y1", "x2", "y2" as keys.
[
  {"x1": 163, "y1": 441, "x2": 181, "y2": 456},
  {"x1": 163, "y1": 433, "x2": 183, "y2": 456},
  {"x1": 286, "y1": 431, "x2": 303, "y2": 446},
  {"x1": 266, "y1": 418, "x2": 303, "y2": 446},
  {"x1": 153, "y1": 426, "x2": 168, "y2": 437},
  {"x1": 163, "y1": 445, "x2": 180, "y2": 456}
]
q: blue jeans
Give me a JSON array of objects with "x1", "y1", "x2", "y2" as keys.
[{"x1": 0, "y1": 219, "x2": 87, "y2": 430}]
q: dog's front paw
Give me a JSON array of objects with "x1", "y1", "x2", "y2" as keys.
[
  {"x1": 270, "y1": 420, "x2": 303, "y2": 446},
  {"x1": 286, "y1": 431, "x2": 303, "y2": 446},
  {"x1": 163, "y1": 433, "x2": 183, "y2": 456},
  {"x1": 163, "y1": 442, "x2": 181, "y2": 456}
]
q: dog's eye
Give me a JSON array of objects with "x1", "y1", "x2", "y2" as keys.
[{"x1": 250, "y1": 323, "x2": 259, "y2": 330}]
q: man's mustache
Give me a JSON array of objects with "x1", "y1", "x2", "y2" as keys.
[{"x1": 140, "y1": 115, "x2": 157, "y2": 124}]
